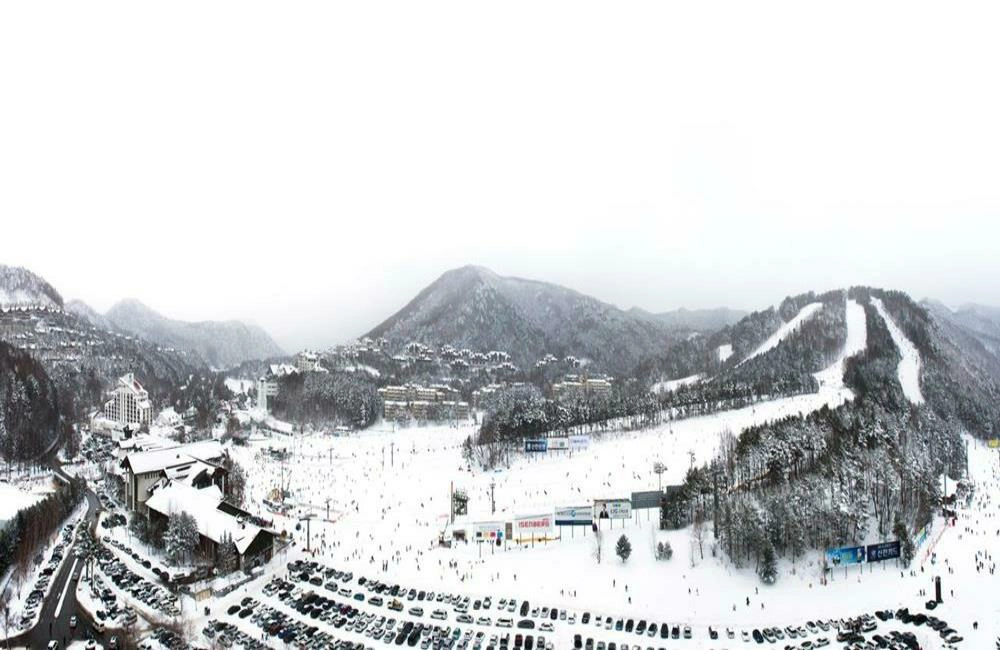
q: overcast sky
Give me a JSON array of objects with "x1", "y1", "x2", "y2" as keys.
[{"x1": 2, "y1": 1, "x2": 999, "y2": 352}]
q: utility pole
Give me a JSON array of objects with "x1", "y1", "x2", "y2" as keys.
[
  {"x1": 490, "y1": 479, "x2": 496, "y2": 515},
  {"x1": 391, "y1": 441, "x2": 395, "y2": 467}
]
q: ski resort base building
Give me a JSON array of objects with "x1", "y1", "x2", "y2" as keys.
[
  {"x1": 146, "y1": 482, "x2": 277, "y2": 572},
  {"x1": 121, "y1": 440, "x2": 227, "y2": 513}
]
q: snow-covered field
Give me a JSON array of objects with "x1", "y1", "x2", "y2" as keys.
[
  {"x1": 220, "y1": 421, "x2": 997, "y2": 649},
  {"x1": 740, "y1": 302, "x2": 823, "y2": 364},
  {"x1": 872, "y1": 297, "x2": 926, "y2": 404}
]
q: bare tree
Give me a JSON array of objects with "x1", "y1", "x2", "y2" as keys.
[{"x1": 692, "y1": 509, "x2": 706, "y2": 561}]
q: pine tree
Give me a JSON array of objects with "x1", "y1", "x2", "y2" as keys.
[
  {"x1": 757, "y1": 542, "x2": 777, "y2": 585},
  {"x1": 217, "y1": 531, "x2": 239, "y2": 574},
  {"x1": 894, "y1": 516, "x2": 914, "y2": 567},
  {"x1": 165, "y1": 511, "x2": 200, "y2": 565},
  {"x1": 615, "y1": 535, "x2": 632, "y2": 563}
]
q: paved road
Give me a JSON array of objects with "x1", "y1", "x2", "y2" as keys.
[{"x1": 9, "y1": 471, "x2": 120, "y2": 648}]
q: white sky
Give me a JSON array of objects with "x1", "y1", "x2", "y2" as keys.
[{"x1": 2, "y1": 1, "x2": 999, "y2": 352}]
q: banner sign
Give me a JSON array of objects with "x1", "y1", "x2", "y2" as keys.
[
  {"x1": 569, "y1": 435, "x2": 591, "y2": 450},
  {"x1": 826, "y1": 545, "x2": 866, "y2": 567},
  {"x1": 547, "y1": 437, "x2": 570, "y2": 451},
  {"x1": 524, "y1": 439, "x2": 548, "y2": 453},
  {"x1": 914, "y1": 525, "x2": 930, "y2": 549},
  {"x1": 989, "y1": 438, "x2": 1000, "y2": 449},
  {"x1": 593, "y1": 498, "x2": 631, "y2": 520},
  {"x1": 514, "y1": 514, "x2": 554, "y2": 540},
  {"x1": 554, "y1": 506, "x2": 592, "y2": 526},
  {"x1": 866, "y1": 541, "x2": 901, "y2": 562},
  {"x1": 472, "y1": 521, "x2": 505, "y2": 541},
  {"x1": 631, "y1": 490, "x2": 662, "y2": 510}
]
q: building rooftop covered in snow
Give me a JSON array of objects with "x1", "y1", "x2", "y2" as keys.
[{"x1": 145, "y1": 481, "x2": 276, "y2": 570}]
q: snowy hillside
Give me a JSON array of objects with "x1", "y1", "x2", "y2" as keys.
[
  {"x1": 0, "y1": 264, "x2": 63, "y2": 310},
  {"x1": 105, "y1": 298, "x2": 284, "y2": 369}
]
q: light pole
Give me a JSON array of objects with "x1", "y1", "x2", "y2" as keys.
[
  {"x1": 490, "y1": 480, "x2": 496, "y2": 515},
  {"x1": 653, "y1": 461, "x2": 666, "y2": 492}
]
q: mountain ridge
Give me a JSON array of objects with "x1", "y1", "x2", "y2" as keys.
[
  {"x1": 365, "y1": 265, "x2": 709, "y2": 374},
  {"x1": 103, "y1": 298, "x2": 285, "y2": 369}
]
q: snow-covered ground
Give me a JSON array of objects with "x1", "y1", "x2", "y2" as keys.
[
  {"x1": 871, "y1": 297, "x2": 926, "y2": 404},
  {"x1": 0, "y1": 476, "x2": 54, "y2": 525},
  {"x1": 740, "y1": 302, "x2": 823, "y2": 365},
  {"x1": 215, "y1": 425, "x2": 997, "y2": 649},
  {"x1": 716, "y1": 343, "x2": 733, "y2": 362},
  {"x1": 651, "y1": 373, "x2": 703, "y2": 394}
]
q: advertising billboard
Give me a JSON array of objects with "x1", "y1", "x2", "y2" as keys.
[
  {"x1": 593, "y1": 498, "x2": 631, "y2": 520},
  {"x1": 569, "y1": 435, "x2": 591, "y2": 450},
  {"x1": 524, "y1": 439, "x2": 548, "y2": 453},
  {"x1": 825, "y1": 545, "x2": 866, "y2": 567},
  {"x1": 866, "y1": 540, "x2": 901, "y2": 562},
  {"x1": 989, "y1": 438, "x2": 1000, "y2": 449},
  {"x1": 472, "y1": 521, "x2": 505, "y2": 542},
  {"x1": 554, "y1": 506, "x2": 592, "y2": 526},
  {"x1": 631, "y1": 490, "x2": 663, "y2": 510},
  {"x1": 547, "y1": 437, "x2": 570, "y2": 451},
  {"x1": 513, "y1": 514, "x2": 555, "y2": 541}
]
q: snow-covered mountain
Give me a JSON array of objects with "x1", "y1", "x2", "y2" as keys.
[
  {"x1": 65, "y1": 299, "x2": 117, "y2": 332},
  {"x1": 923, "y1": 299, "x2": 1000, "y2": 362},
  {"x1": 365, "y1": 265, "x2": 701, "y2": 374},
  {"x1": 628, "y1": 306, "x2": 747, "y2": 332},
  {"x1": 103, "y1": 298, "x2": 284, "y2": 370},
  {"x1": 0, "y1": 264, "x2": 63, "y2": 310}
]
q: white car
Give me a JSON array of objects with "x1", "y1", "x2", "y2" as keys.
[
  {"x1": 476, "y1": 617, "x2": 491, "y2": 626},
  {"x1": 540, "y1": 622, "x2": 554, "y2": 632},
  {"x1": 431, "y1": 610, "x2": 447, "y2": 620},
  {"x1": 497, "y1": 618, "x2": 513, "y2": 628}
]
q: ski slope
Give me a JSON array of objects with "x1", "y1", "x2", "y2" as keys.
[
  {"x1": 651, "y1": 373, "x2": 703, "y2": 393},
  {"x1": 813, "y1": 298, "x2": 868, "y2": 391},
  {"x1": 740, "y1": 302, "x2": 823, "y2": 364},
  {"x1": 871, "y1": 297, "x2": 925, "y2": 404},
  {"x1": 716, "y1": 343, "x2": 733, "y2": 362}
]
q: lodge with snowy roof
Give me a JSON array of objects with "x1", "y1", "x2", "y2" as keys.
[
  {"x1": 121, "y1": 439, "x2": 227, "y2": 513},
  {"x1": 145, "y1": 481, "x2": 277, "y2": 571}
]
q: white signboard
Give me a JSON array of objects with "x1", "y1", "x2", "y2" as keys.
[
  {"x1": 548, "y1": 437, "x2": 569, "y2": 451},
  {"x1": 472, "y1": 521, "x2": 505, "y2": 541},
  {"x1": 569, "y1": 435, "x2": 591, "y2": 450},
  {"x1": 593, "y1": 498, "x2": 631, "y2": 520},
  {"x1": 554, "y1": 506, "x2": 592, "y2": 526},
  {"x1": 513, "y1": 514, "x2": 555, "y2": 541}
]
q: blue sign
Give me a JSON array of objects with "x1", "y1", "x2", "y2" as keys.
[
  {"x1": 524, "y1": 439, "x2": 548, "y2": 453},
  {"x1": 826, "y1": 545, "x2": 866, "y2": 567},
  {"x1": 866, "y1": 541, "x2": 901, "y2": 562}
]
